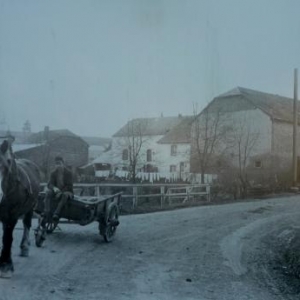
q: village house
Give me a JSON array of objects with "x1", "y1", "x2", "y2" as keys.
[
  {"x1": 14, "y1": 127, "x2": 89, "y2": 180},
  {"x1": 191, "y1": 87, "x2": 300, "y2": 186},
  {"x1": 81, "y1": 136, "x2": 111, "y2": 162},
  {"x1": 78, "y1": 150, "x2": 112, "y2": 181},
  {"x1": 110, "y1": 115, "x2": 193, "y2": 182},
  {"x1": 77, "y1": 136, "x2": 112, "y2": 181},
  {"x1": 157, "y1": 115, "x2": 194, "y2": 181}
]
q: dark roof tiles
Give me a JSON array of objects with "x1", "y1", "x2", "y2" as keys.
[
  {"x1": 28, "y1": 129, "x2": 87, "y2": 145},
  {"x1": 216, "y1": 87, "x2": 299, "y2": 123},
  {"x1": 157, "y1": 116, "x2": 194, "y2": 144},
  {"x1": 112, "y1": 116, "x2": 185, "y2": 137}
]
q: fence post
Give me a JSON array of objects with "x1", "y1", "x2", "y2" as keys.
[
  {"x1": 160, "y1": 186, "x2": 165, "y2": 208},
  {"x1": 132, "y1": 186, "x2": 138, "y2": 209},
  {"x1": 96, "y1": 185, "x2": 100, "y2": 200},
  {"x1": 207, "y1": 185, "x2": 211, "y2": 202},
  {"x1": 167, "y1": 188, "x2": 171, "y2": 205}
]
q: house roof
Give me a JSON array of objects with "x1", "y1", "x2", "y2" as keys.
[
  {"x1": 81, "y1": 136, "x2": 111, "y2": 147},
  {"x1": 112, "y1": 116, "x2": 185, "y2": 137},
  {"x1": 28, "y1": 129, "x2": 88, "y2": 145},
  {"x1": 215, "y1": 87, "x2": 300, "y2": 123},
  {"x1": 12, "y1": 143, "x2": 43, "y2": 152},
  {"x1": 80, "y1": 151, "x2": 112, "y2": 169},
  {"x1": 91, "y1": 151, "x2": 112, "y2": 164},
  {"x1": 157, "y1": 116, "x2": 194, "y2": 144}
]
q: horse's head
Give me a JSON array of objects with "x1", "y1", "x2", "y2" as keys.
[
  {"x1": 0, "y1": 137, "x2": 17, "y2": 201},
  {"x1": 0, "y1": 139, "x2": 14, "y2": 175}
]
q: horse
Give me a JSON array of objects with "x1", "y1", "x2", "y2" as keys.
[{"x1": 0, "y1": 137, "x2": 41, "y2": 278}]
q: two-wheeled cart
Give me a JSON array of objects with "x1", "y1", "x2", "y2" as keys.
[{"x1": 34, "y1": 191, "x2": 122, "y2": 247}]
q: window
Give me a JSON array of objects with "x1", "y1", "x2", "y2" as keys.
[
  {"x1": 122, "y1": 149, "x2": 128, "y2": 160},
  {"x1": 180, "y1": 162, "x2": 184, "y2": 172},
  {"x1": 146, "y1": 149, "x2": 152, "y2": 162},
  {"x1": 170, "y1": 165, "x2": 177, "y2": 172},
  {"x1": 255, "y1": 160, "x2": 262, "y2": 168},
  {"x1": 216, "y1": 160, "x2": 222, "y2": 168},
  {"x1": 171, "y1": 144, "x2": 177, "y2": 156}
]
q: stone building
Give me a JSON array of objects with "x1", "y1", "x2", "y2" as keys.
[
  {"x1": 14, "y1": 127, "x2": 89, "y2": 180},
  {"x1": 191, "y1": 87, "x2": 300, "y2": 185}
]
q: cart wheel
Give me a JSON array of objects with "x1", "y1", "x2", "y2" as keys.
[{"x1": 103, "y1": 204, "x2": 119, "y2": 243}]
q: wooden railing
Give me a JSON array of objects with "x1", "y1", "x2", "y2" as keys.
[
  {"x1": 40, "y1": 183, "x2": 211, "y2": 210},
  {"x1": 165, "y1": 184, "x2": 210, "y2": 204}
]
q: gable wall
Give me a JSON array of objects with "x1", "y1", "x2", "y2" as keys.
[
  {"x1": 156, "y1": 143, "x2": 191, "y2": 173},
  {"x1": 191, "y1": 98, "x2": 272, "y2": 171},
  {"x1": 272, "y1": 120, "x2": 300, "y2": 159}
]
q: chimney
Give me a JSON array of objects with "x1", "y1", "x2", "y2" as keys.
[{"x1": 44, "y1": 126, "x2": 50, "y2": 142}]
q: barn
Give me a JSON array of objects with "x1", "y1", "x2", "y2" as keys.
[
  {"x1": 14, "y1": 127, "x2": 89, "y2": 180},
  {"x1": 191, "y1": 87, "x2": 300, "y2": 186}
]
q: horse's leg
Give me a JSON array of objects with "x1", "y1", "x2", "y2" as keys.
[
  {"x1": 0, "y1": 219, "x2": 17, "y2": 278},
  {"x1": 20, "y1": 210, "x2": 33, "y2": 257}
]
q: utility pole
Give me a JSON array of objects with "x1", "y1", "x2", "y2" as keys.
[{"x1": 293, "y1": 68, "x2": 298, "y2": 185}]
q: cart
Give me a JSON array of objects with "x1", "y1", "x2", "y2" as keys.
[{"x1": 34, "y1": 190, "x2": 122, "y2": 247}]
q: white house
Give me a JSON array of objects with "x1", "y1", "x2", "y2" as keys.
[
  {"x1": 111, "y1": 115, "x2": 193, "y2": 182},
  {"x1": 81, "y1": 136, "x2": 111, "y2": 162},
  {"x1": 157, "y1": 116, "x2": 194, "y2": 181}
]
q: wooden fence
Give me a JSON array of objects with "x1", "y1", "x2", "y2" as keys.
[{"x1": 40, "y1": 183, "x2": 210, "y2": 210}]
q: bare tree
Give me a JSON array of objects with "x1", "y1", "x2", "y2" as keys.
[
  {"x1": 115, "y1": 119, "x2": 149, "y2": 183},
  {"x1": 191, "y1": 103, "x2": 228, "y2": 183},
  {"x1": 226, "y1": 117, "x2": 260, "y2": 198}
]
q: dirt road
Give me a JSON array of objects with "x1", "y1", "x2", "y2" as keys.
[{"x1": 0, "y1": 196, "x2": 300, "y2": 300}]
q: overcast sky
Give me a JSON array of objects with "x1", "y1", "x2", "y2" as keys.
[{"x1": 1, "y1": 0, "x2": 300, "y2": 137}]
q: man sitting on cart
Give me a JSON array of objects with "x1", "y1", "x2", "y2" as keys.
[{"x1": 43, "y1": 156, "x2": 74, "y2": 222}]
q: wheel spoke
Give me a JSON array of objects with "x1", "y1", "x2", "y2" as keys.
[{"x1": 45, "y1": 219, "x2": 58, "y2": 233}]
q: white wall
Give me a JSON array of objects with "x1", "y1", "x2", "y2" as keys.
[
  {"x1": 111, "y1": 135, "x2": 191, "y2": 175},
  {"x1": 156, "y1": 143, "x2": 190, "y2": 173},
  {"x1": 191, "y1": 107, "x2": 272, "y2": 169},
  {"x1": 273, "y1": 121, "x2": 300, "y2": 159},
  {"x1": 111, "y1": 135, "x2": 163, "y2": 170},
  {"x1": 223, "y1": 108, "x2": 272, "y2": 159}
]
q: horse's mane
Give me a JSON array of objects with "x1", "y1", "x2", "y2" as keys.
[{"x1": 16, "y1": 159, "x2": 41, "y2": 175}]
